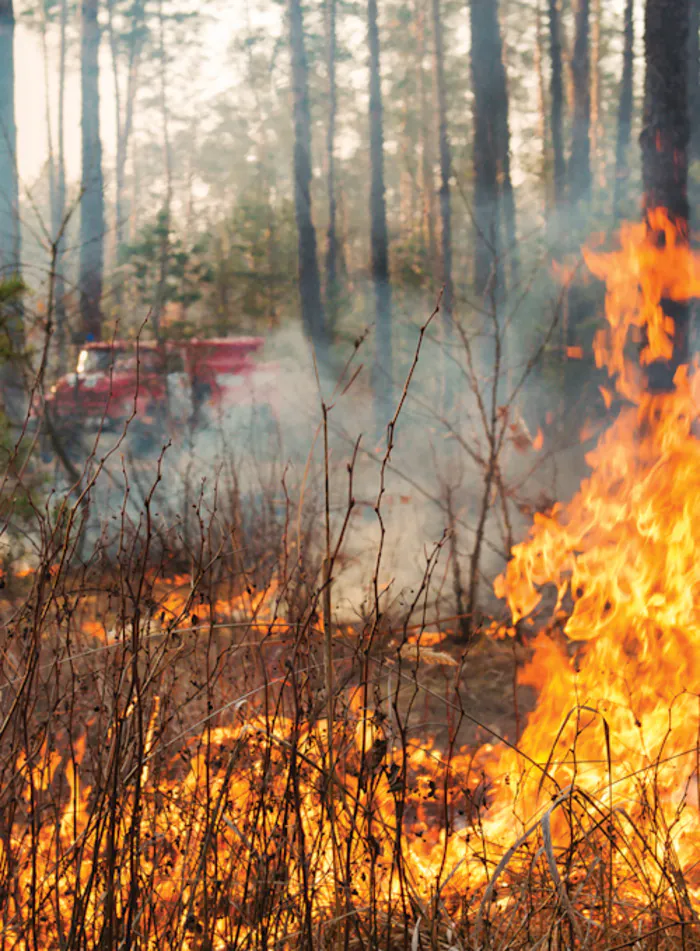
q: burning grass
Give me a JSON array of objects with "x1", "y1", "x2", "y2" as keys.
[{"x1": 3, "y1": 211, "x2": 700, "y2": 947}]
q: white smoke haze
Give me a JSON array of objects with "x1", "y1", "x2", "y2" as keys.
[{"x1": 37, "y1": 279, "x2": 596, "y2": 629}]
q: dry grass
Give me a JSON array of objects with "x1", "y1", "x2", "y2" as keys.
[{"x1": 0, "y1": 443, "x2": 697, "y2": 950}]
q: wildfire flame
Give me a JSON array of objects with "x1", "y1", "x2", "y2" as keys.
[{"x1": 489, "y1": 208, "x2": 700, "y2": 903}]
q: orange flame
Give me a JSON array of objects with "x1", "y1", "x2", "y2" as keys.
[{"x1": 488, "y1": 209, "x2": 700, "y2": 899}]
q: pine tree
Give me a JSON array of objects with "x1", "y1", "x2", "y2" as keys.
[
  {"x1": 431, "y1": 0, "x2": 453, "y2": 334},
  {"x1": 641, "y1": 0, "x2": 690, "y2": 378},
  {"x1": 642, "y1": 0, "x2": 690, "y2": 221},
  {"x1": 0, "y1": 0, "x2": 23, "y2": 422},
  {"x1": 0, "y1": 0, "x2": 20, "y2": 283},
  {"x1": 107, "y1": 0, "x2": 147, "y2": 257},
  {"x1": 324, "y1": 0, "x2": 339, "y2": 323},
  {"x1": 368, "y1": 0, "x2": 392, "y2": 421},
  {"x1": 549, "y1": 0, "x2": 566, "y2": 206},
  {"x1": 688, "y1": 0, "x2": 700, "y2": 162},
  {"x1": 613, "y1": 0, "x2": 635, "y2": 217},
  {"x1": 470, "y1": 0, "x2": 515, "y2": 295},
  {"x1": 569, "y1": 0, "x2": 591, "y2": 204},
  {"x1": 55, "y1": 0, "x2": 68, "y2": 367},
  {"x1": 289, "y1": 0, "x2": 329, "y2": 364},
  {"x1": 80, "y1": 0, "x2": 105, "y2": 342}
]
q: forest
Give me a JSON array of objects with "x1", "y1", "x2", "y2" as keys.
[
  {"x1": 4, "y1": 0, "x2": 697, "y2": 367},
  {"x1": 0, "y1": 0, "x2": 700, "y2": 948}
]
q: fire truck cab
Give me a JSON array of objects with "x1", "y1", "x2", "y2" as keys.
[{"x1": 41, "y1": 336, "x2": 277, "y2": 454}]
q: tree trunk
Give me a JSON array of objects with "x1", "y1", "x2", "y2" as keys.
[
  {"x1": 641, "y1": 0, "x2": 690, "y2": 379},
  {"x1": 324, "y1": 0, "x2": 339, "y2": 325},
  {"x1": 153, "y1": 0, "x2": 171, "y2": 339},
  {"x1": 80, "y1": 0, "x2": 105, "y2": 342},
  {"x1": 107, "y1": 0, "x2": 121, "y2": 245},
  {"x1": 119, "y1": 10, "x2": 144, "y2": 252},
  {"x1": 41, "y1": 4, "x2": 56, "y2": 252},
  {"x1": 55, "y1": 0, "x2": 68, "y2": 368},
  {"x1": 368, "y1": 0, "x2": 392, "y2": 422},
  {"x1": 431, "y1": 0, "x2": 453, "y2": 336},
  {"x1": 569, "y1": 0, "x2": 591, "y2": 204},
  {"x1": 549, "y1": 0, "x2": 566, "y2": 206},
  {"x1": 689, "y1": 0, "x2": 700, "y2": 162},
  {"x1": 613, "y1": 0, "x2": 634, "y2": 217},
  {"x1": 590, "y1": 0, "x2": 601, "y2": 184},
  {"x1": 536, "y1": 0, "x2": 549, "y2": 210},
  {"x1": 289, "y1": 0, "x2": 329, "y2": 365},
  {"x1": 642, "y1": 0, "x2": 690, "y2": 221},
  {"x1": 41, "y1": 0, "x2": 67, "y2": 370},
  {"x1": 565, "y1": 0, "x2": 592, "y2": 349},
  {"x1": 0, "y1": 0, "x2": 19, "y2": 280},
  {"x1": 0, "y1": 0, "x2": 24, "y2": 422},
  {"x1": 108, "y1": 0, "x2": 145, "y2": 314},
  {"x1": 495, "y1": 43, "x2": 518, "y2": 287},
  {"x1": 419, "y1": 0, "x2": 437, "y2": 274},
  {"x1": 470, "y1": 0, "x2": 505, "y2": 296}
]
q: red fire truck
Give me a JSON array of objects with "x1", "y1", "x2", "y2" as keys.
[{"x1": 39, "y1": 336, "x2": 279, "y2": 455}]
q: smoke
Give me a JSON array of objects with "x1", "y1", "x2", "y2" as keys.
[{"x1": 35, "y1": 276, "x2": 602, "y2": 628}]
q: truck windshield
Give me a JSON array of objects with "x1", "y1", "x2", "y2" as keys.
[
  {"x1": 76, "y1": 348, "x2": 162, "y2": 374},
  {"x1": 76, "y1": 349, "x2": 113, "y2": 374}
]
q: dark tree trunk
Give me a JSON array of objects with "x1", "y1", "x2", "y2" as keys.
[
  {"x1": 536, "y1": 0, "x2": 548, "y2": 210},
  {"x1": 613, "y1": 0, "x2": 635, "y2": 217},
  {"x1": 153, "y1": 0, "x2": 172, "y2": 339},
  {"x1": 41, "y1": 8, "x2": 56, "y2": 254},
  {"x1": 496, "y1": 46, "x2": 518, "y2": 288},
  {"x1": 42, "y1": 0, "x2": 68, "y2": 370},
  {"x1": 549, "y1": 0, "x2": 566, "y2": 206},
  {"x1": 642, "y1": 0, "x2": 690, "y2": 222},
  {"x1": 471, "y1": 0, "x2": 510, "y2": 297},
  {"x1": 569, "y1": 0, "x2": 591, "y2": 204},
  {"x1": 476, "y1": 0, "x2": 518, "y2": 287},
  {"x1": 289, "y1": 0, "x2": 329, "y2": 365},
  {"x1": 420, "y1": 0, "x2": 437, "y2": 274},
  {"x1": 325, "y1": 0, "x2": 339, "y2": 325},
  {"x1": 590, "y1": 0, "x2": 602, "y2": 181},
  {"x1": 80, "y1": 0, "x2": 105, "y2": 342},
  {"x1": 565, "y1": 0, "x2": 591, "y2": 349},
  {"x1": 0, "y1": 0, "x2": 19, "y2": 279},
  {"x1": 0, "y1": 0, "x2": 23, "y2": 421},
  {"x1": 431, "y1": 0, "x2": 453, "y2": 336},
  {"x1": 368, "y1": 0, "x2": 392, "y2": 421},
  {"x1": 108, "y1": 0, "x2": 145, "y2": 259},
  {"x1": 689, "y1": 0, "x2": 700, "y2": 162},
  {"x1": 642, "y1": 0, "x2": 690, "y2": 380},
  {"x1": 55, "y1": 0, "x2": 68, "y2": 369}
]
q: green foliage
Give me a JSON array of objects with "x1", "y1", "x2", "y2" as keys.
[
  {"x1": 213, "y1": 194, "x2": 298, "y2": 327},
  {"x1": 0, "y1": 276, "x2": 26, "y2": 305},
  {"x1": 0, "y1": 276, "x2": 26, "y2": 362},
  {"x1": 118, "y1": 209, "x2": 214, "y2": 320},
  {"x1": 0, "y1": 277, "x2": 45, "y2": 561}
]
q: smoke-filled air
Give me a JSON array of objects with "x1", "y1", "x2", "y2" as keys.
[{"x1": 2, "y1": 0, "x2": 700, "y2": 947}]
